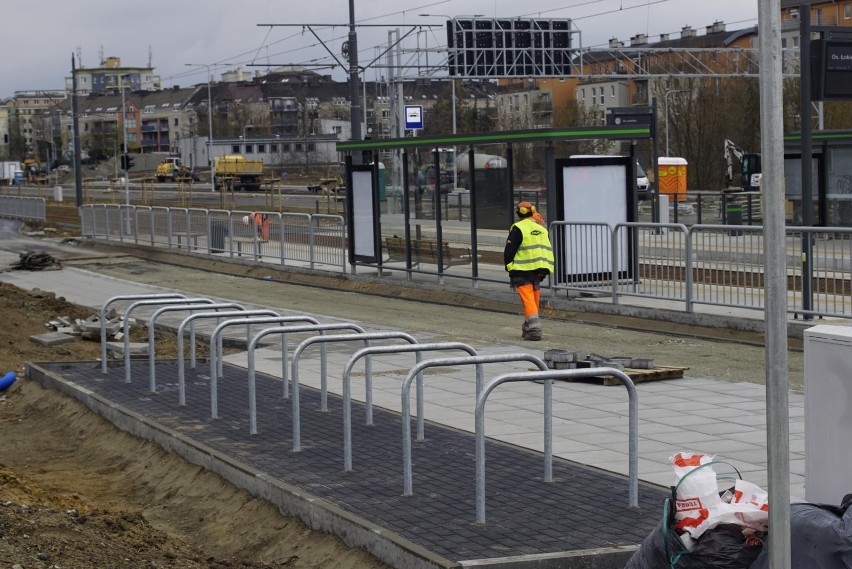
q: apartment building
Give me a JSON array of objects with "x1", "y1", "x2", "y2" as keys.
[{"x1": 66, "y1": 56, "x2": 161, "y2": 97}]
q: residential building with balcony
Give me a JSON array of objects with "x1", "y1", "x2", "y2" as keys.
[{"x1": 66, "y1": 56, "x2": 161, "y2": 97}]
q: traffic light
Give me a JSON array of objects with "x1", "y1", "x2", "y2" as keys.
[{"x1": 121, "y1": 154, "x2": 135, "y2": 171}]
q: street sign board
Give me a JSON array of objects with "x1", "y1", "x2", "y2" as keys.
[
  {"x1": 812, "y1": 34, "x2": 852, "y2": 100},
  {"x1": 405, "y1": 105, "x2": 423, "y2": 130},
  {"x1": 606, "y1": 107, "x2": 655, "y2": 138}
]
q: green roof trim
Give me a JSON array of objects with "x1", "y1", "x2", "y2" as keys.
[
  {"x1": 336, "y1": 125, "x2": 652, "y2": 152},
  {"x1": 785, "y1": 130, "x2": 852, "y2": 142}
]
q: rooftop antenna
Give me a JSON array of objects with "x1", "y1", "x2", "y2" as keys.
[
  {"x1": 76, "y1": 46, "x2": 83, "y2": 68},
  {"x1": 148, "y1": 45, "x2": 153, "y2": 68},
  {"x1": 99, "y1": 45, "x2": 105, "y2": 66}
]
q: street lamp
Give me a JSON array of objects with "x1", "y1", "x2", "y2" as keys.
[
  {"x1": 418, "y1": 13, "x2": 483, "y2": 189},
  {"x1": 664, "y1": 89, "x2": 687, "y2": 157},
  {"x1": 185, "y1": 63, "x2": 216, "y2": 191}
]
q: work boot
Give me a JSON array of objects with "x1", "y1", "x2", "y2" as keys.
[{"x1": 523, "y1": 315, "x2": 542, "y2": 341}]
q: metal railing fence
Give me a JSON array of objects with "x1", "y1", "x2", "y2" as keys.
[
  {"x1": 80, "y1": 204, "x2": 852, "y2": 321},
  {"x1": 81, "y1": 204, "x2": 346, "y2": 271},
  {"x1": 0, "y1": 196, "x2": 46, "y2": 222}
]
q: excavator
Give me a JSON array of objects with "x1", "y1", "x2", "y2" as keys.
[{"x1": 724, "y1": 139, "x2": 762, "y2": 191}]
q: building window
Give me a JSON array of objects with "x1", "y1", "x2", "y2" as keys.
[
  {"x1": 782, "y1": 38, "x2": 787, "y2": 48},
  {"x1": 610, "y1": 85, "x2": 615, "y2": 97},
  {"x1": 332, "y1": 126, "x2": 342, "y2": 134},
  {"x1": 257, "y1": 144, "x2": 265, "y2": 153},
  {"x1": 295, "y1": 143, "x2": 303, "y2": 152},
  {"x1": 282, "y1": 144, "x2": 290, "y2": 152},
  {"x1": 846, "y1": 4, "x2": 851, "y2": 19},
  {"x1": 232, "y1": 145, "x2": 240, "y2": 153},
  {"x1": 245, "y1": 144, "x2": 253, "y2": 154},
  {"x1": 793, "y1": 36, "x2": 800, "y2": 48},
  {"x1": 270, "y1": 144, "x2": 278, "y2": 152},
  {"x1": 173, "y1": 118, "x2": 179, "y2": 126},
  {"x1": 307, "y1": 143, "x2": 315, "y2": 152}
]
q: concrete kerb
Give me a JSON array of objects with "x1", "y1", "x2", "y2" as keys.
[{"x1": 24, "y1": 362, "x2": 458, "y2": 569}]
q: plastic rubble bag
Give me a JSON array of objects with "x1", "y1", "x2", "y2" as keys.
[
  {"x1": 625, "y1": 505, "x2": 765, "y2": 569},
  {"x1": 670, "y1": 453, "x2": 769, "y2": 539},
  {"x1": 671, "y1": 452, "x2": 724, "y2": 538}
]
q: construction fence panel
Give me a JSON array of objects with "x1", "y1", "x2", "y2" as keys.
[
  {"x1": 310, "y1": 214, "x2": 347, "y2": 271},
  {"x1": 614, "y1": 223, "x2": 690, "y2": 307},
  {"x1": 149, "y1": 207, "x2": 171, "y2": 248},
  {"x1": 789, "y1": 227, "x2": 852, "y2": 319},
  {"x1": 0, "y1": 196, "x2": 45, "y2": 222},
  {"x1": 688, "y1": 225, "x2": 767, "y2": 312},
  {"x1": 549, "y1": 221, "x2": 615, "y2": 296}
]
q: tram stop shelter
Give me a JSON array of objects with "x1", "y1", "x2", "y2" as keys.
[{"x1": 335, "y1": 125, "x2": 653, "y2": 288}]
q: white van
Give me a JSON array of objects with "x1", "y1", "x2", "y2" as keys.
[{"x1": 570, "y1": 155, "x2": 650, "y2": 199}]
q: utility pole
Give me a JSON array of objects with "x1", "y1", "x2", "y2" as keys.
[
  {"x1": 348, "y1": 0, "x2": 362, "y2": 164},
  {"x1": 71, "y1": 54, "x2": 83, "y2": 208},
  {"x1": 758, "y1": 1, "x2": 791, "y2": 568}
]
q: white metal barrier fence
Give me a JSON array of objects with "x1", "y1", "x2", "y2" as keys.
[
  {"x1": 0, "y1": 196, "x2": 46, "y2": 222},
  {"x1": 551, "y1": 222, "x2": 852, "y2": 318},
  {"x1": 81, "y1": 204, "x2": 346, "y2": 272},
  {"x1": 81, "y1": 205, "x2": 852, "y2": 320}
]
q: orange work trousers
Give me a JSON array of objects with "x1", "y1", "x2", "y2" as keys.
[{"x1": 516, "y1": 283, "x2": 540, "y2": 318}]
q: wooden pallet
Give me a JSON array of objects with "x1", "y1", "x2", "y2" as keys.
[{"x1": 574, "y1": 365, "x2": 688, "y2": 386}]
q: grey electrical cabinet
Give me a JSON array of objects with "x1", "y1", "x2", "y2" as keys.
[{"x1": 804, "y1": 324, "x2": 852, "y2": 504}]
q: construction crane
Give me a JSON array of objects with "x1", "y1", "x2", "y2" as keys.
[{"x1": 724, "y1": 139, "x2": 762, "y2": 191}]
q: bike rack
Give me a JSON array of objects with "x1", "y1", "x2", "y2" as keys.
[
  {"x1": 100, "y1": 293, "x2": 185, "y2": 373},
  {"x1": 247, "y1": 331, "x2": 415, "y2": 435},
  {"x1": 244, "y1": 323, "x2": 365, "y2": 447},
  {"x1": 474, "y1": 368, "x2": 639, "y2": 523},
  {"x1": 400, "y1": 353, "x2": 548, "y2": 497},
  {"x1": 146, "y1": 302, "x2": 245, "y2": 393},
  {"x1": 120, "y1": 298, "x2": 215, "y2": 383},
  {"x1": 341, "y1": 342, "x2": 478, "y2": 471},
  {"x1": 208, "y1": 315, "x2": 321, "y2": 391},
  {"x1": 176, "y1": 309, "x2": 279, "y2": 405}
]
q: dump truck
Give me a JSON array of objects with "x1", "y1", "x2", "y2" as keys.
[
  {"x1": 155, "y1": 157, "x2": 197, "y2": 182},
  {"x1": 213, "y1": 154, "x2": 264, "y2": 191}
]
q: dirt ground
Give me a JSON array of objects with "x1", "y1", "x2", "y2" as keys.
[{"x1": 0, "y1": 282, "x2": 387, "y2": 569}]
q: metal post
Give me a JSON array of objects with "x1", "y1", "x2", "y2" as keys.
[
  {"x1": 120, "y1": 77, "x2": 131, "y2": 234},
  {"x1": 207, "y1": 71, "x2": 216, "y2": 192},
  {"x1": 759, "y1": 1, "x2": 791, "y2": 568},
  {"x1": 651, "y1": 98, "x2": 660, "y2": 225},
  {"x1": 348, "y1": 0, "x2": 362, "y2": 164},
  {"x1": 451, "y1": 78, "x2": 458, "y2": 190},
  {"x1": 800, "y1": 8, "x2": 814, "y2": 318},
  {"x1": 185, "y1": 63, "x2": 216, "y2": 192},
  {"x1": 71, "y1": 54, "x2": 83, "y2": 208}
]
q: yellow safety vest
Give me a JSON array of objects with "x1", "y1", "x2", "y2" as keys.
[{"x1": 506, "y1": 217, "x2": 554, "y2": 272}]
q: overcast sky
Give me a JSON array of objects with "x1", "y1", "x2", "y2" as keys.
[{"x1": 3, "y1": 0, "x2": 759, "y2": 97}]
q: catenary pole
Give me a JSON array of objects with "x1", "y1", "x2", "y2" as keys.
[
  {"x1": 71, "y1": 54, "x2": 83, "y2": 208},
  {"x1": 348, "y1": 0, "x2": 362, "y2": 164},
  {"x1": 758, "y1": 1, "x2": 791, "y2": 568}
]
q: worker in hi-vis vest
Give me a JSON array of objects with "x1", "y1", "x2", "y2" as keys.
[
  {"x1": 503, "y1": 202, "x2": 554, "y2": 341},
  {"x1": 242, "y1": 212, "x2": 269, "y2": 240}
]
